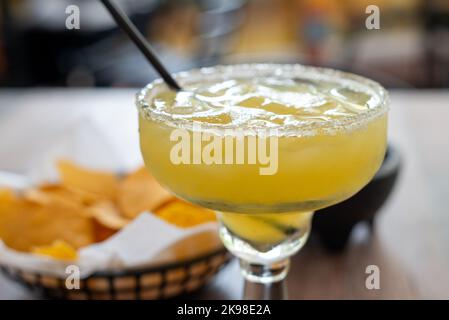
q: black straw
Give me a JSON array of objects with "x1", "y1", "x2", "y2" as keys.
[{"x1": 101, "y1": 0, "x2": 182, "y2": 91}]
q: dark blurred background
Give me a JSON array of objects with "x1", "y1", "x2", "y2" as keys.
[{"x1": 0, "y1": 0, "x2": 448, "y2": 88}]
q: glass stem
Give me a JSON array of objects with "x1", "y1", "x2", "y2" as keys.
[{"x1": 240, "y1": 258, "x2": 289, "y2": 299}]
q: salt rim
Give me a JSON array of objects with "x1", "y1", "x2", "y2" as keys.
[{"x1": 136, "y1": 64, "x2": 389, "y2": 136}]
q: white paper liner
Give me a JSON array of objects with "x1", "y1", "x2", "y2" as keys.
[{"x1": 0, "y1": 213, "x2": 220, "y2": 278}]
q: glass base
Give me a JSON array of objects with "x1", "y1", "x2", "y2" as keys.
[{"x1": 243, "y1": 275, "x2": 289, "y2": 299}]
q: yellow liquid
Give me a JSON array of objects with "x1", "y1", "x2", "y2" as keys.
[{"x1": 138, "y1": 77, "x2": 387, "y2": 246}]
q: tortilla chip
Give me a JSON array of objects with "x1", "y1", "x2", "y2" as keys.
[
  {"x1": 89, "y1": 201, "x2": 130, "y2": 230},
  {"x1": 32, "y1": 240, "x2": 78, "y2": 261},
  {"x1": 0, "y1": 188, "x2": 16, "y2": 202},
  {"x1": 118, "y1": 167, "x2": 173, "y2": 219},
  {"x1": 57, "y1": 160, "x2": 119, "y2": 201},
  {"x1": 24, "y1": 186, "x2": 98, "y2": 214},
  {"x1": 0, "y1": 192, "x2": 94, "y2": 252},
  {"x1": 155, "y1": 199, "x2": 216, "y2": 228},
  {"x1": 93, "y1": 220, "x2": 118, "y2": 242}
]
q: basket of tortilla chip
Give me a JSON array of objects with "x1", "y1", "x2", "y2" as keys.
[{"x1": 0, "y1": 160, "x2": 230, "y2": 299}]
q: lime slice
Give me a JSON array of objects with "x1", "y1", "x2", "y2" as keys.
[
  {"x1": 258, "y1": 212, "x2": 313, "y2": 232},
  {"x1": 221, "y1": 213, "x2": 287, "y2": 244}
]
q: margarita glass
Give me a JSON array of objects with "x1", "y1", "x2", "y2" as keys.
[{"x1": 136, "y1": 64, "x2": 389, "y2": 299}]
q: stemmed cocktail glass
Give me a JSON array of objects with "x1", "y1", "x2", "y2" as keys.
[{"x1": 136, "y1": 64, "x2": 389, "y2": 299}]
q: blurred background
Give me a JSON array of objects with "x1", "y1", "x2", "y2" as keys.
[{"x1": 1, "y1": 0, "x2": 448, "y2": 89}]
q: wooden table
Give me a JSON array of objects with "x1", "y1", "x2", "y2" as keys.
[{"x1": 0, "y1": 89, "x2": 448, "y2": 299}]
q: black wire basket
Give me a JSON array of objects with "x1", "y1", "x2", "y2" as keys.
[{"x1": 0, "y1": 248, "x2": 231, "y2": 300}]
